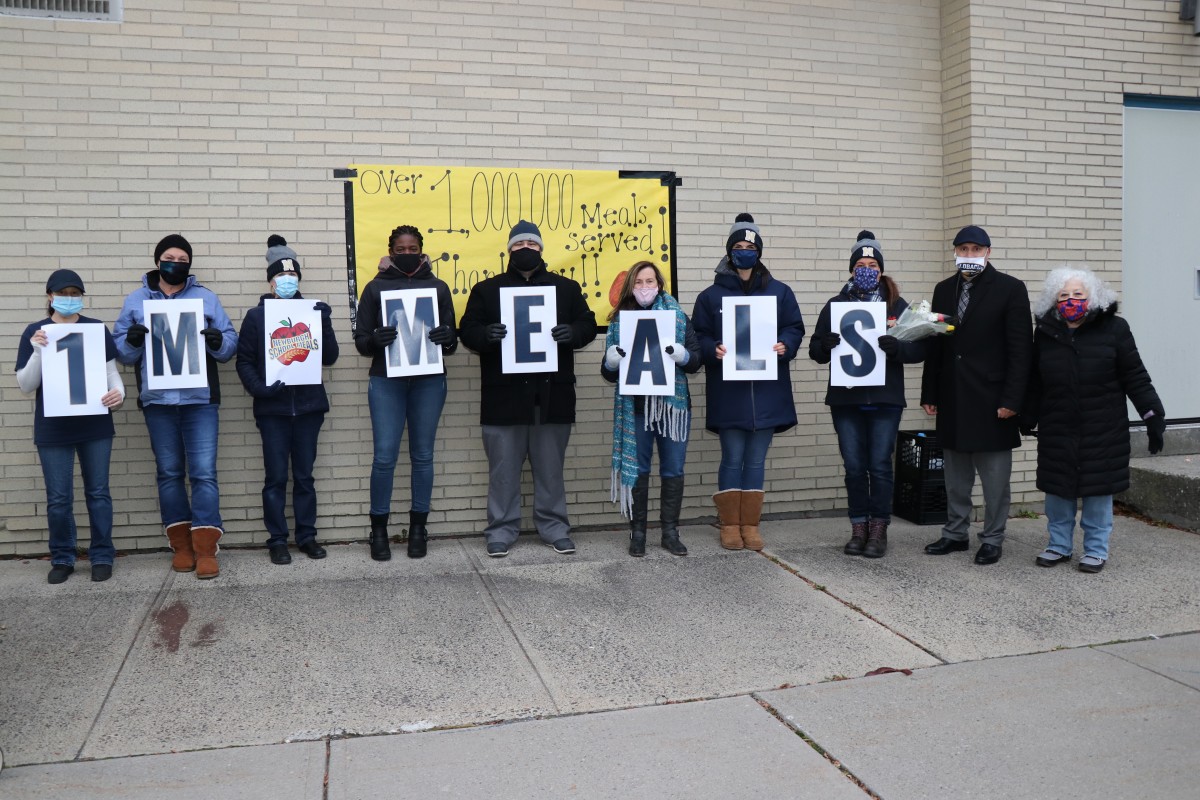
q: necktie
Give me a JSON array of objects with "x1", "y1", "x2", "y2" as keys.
[{"x1": 957, "y1": 279, "x2": 972, "y2": 320}]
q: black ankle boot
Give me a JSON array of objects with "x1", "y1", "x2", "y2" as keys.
[
  {"x1": 407, "y1": 510, "x2": 428, "y2": 559},
  {"x1": 369, "y1": 514, "x2": 391, "y2": 561},
  {"x1": 659, "y1": 475, "x2": 688, "y2": 556},
  {"x1": 629, "y1": 474, "x2": 649, "y2": 557}
]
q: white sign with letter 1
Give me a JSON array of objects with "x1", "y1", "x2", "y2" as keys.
[
  {"x1": 618, "y1": 310, "x2": 675, "y2": 396},
  {"x1": 264, "y1": 299, "x2": 323, "y2": 386},
  {"x1": 830, "y1": 301, "x2": 886, "y2": 387},
  {"x1": 143, "y1": 298, "x2": 207, "y2": 391},
  {"x1": 40, "y1": 323, "x2": 108, "y2": 417},
  {"x1": 721, "y1": 296, "x2": 777, "y2": 381},
  {"x1": 500, "y1": 286, "x2": 558, "y2": 375},
  {"x1": 380, "y1": 288, "x2": 443, "y2": 378}
]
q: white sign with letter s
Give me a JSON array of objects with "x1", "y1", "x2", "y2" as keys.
[{"x1": 830, "y1": 301, "x2": 886, "y2": 387}]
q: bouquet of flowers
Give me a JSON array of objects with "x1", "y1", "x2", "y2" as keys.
[{"x1": 890, "y1": 300, "x2": 956, "y2": 341}]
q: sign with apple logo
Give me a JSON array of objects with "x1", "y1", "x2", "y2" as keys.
[{"x1": 264, "y1": 299, "x2": 323, "y2": 386}]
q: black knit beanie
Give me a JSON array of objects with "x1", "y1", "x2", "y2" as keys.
[
  {"x1": 725, "y1": 213, "x2": 763, "y2": 255},
  {"x1": 265, "y1": 234, "x2": 302, "y2": 281},
  {"x1": 153, "y1": 234, "x2": 193, "y2": 264},
  {"x1": 849, "y1": 230, "x2": 884, "y2": 272}
]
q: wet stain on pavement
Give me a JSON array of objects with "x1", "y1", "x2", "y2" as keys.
[{"x1": 152, "y1": 601, "x2": 189, "y2": 653}]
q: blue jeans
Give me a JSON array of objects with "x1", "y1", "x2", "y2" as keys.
[
  {"x1": 256, "y1": 412, "x2": 325, "y2": 546},
  {"x1": 717, "y1": 428, "x2": 775, "y2": 490},
  {"x1": 142, "y1": 403, "x2": 222, "y2": 529},
  {"x1": 38, "y1": 437, "x2": 115, "y2": 566},
  {"x1": 635, "y1": 412, "x2": 690, "y2": 478},
  {"x1": 368, "y1": 374, "x2": 447, "y2": 515},
  {"x1": 830, "y1": 405, "x2": 903, "y2": 523},
  {"x1": 1045, "y1": 493, "x2": 1114, "y2": 560}
]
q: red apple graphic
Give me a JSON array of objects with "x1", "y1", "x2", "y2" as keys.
[{"x1": 271, "y1": 318, "x2": 313, "y2": 365}]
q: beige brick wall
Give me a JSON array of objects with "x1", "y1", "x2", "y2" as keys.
[{"x1": 2, "y1": 1, "x2": 1196, "y2": 556}]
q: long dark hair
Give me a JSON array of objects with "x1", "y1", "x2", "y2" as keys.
[{"x1": 607, "y1": 260, "x2": 664, "y2": 323}]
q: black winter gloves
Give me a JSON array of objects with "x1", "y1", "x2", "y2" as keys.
[
  {"x1": 125, "y1": 323, "x2": 149, "y2": 348},
  {"x1": 201, "y1": 327, "x2": 223, "y2": 350},
  {"x1": 428, "y1": 325, "x2": 455, "y2": 347},
  {"x1": 877, "y1": 335, "x2": 899, "y2": 356},
  {"x1": 1147, "y1": 414, "x2": 1166, "y2": 455},
  {"x1": 371, "y1": 326, "x2": 398, "y2": 349},
  {"x1": 485, "y1": 323, "x2": 507, "y2": 343},
  {"x1": 550, "y1": 324, "x2": 573, "y2": 343}
]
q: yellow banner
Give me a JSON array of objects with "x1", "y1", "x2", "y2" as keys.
[{"x1": 346, "y1": 165, "x2": 676, "y2": 324}]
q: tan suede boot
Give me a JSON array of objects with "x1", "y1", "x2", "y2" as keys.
[
  {"x1": 713, "y1": 490, "x2": 743, "y2": 550},
  {"x1": 165, "y1": 522, "x2": 195, "y2": 573},
  {"x1": 191, "y1": 526, "x2": 223, "y2": 579},
  {"x1": 740, "y1": 490, "x2": 765, "y2": 551}
]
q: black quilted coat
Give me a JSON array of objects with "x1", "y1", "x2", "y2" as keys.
[{"x1": 1024, "y1": 303, "x2": 1163, "y2": 498}]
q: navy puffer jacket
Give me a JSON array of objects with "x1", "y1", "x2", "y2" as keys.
[{"x1": 691, "y1": 258, "x2": 805, "y2": 433}]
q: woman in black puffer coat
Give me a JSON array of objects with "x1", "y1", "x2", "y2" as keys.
[{"x1": 1022, "y1": 266, "x2": 1165, "y2": 574}]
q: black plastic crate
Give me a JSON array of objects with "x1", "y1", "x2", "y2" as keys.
[{"x1": 893, "y1": 430, "x2": 948, "y2": 525}]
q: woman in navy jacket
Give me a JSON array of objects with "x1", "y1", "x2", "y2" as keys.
[
  {"x1": 236, "y1": 236, "x2": 339, "y2": 564},
  {"x1": 692, "y1": 214, "x2": 805, "y2": 551},
  {"x1": 809, "y1": 231, "x2": 924, "y2": 559}
]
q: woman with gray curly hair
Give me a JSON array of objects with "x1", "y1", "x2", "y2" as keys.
[{"x1": 1021, "y1": 266, "x2": 1165, "y2": 573}]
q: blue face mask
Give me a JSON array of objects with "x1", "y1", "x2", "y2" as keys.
[
  {"x1": 852, "y1": 266, "x2": 880, "y2": 292},
  {"x1": 51, "y1": 296, "x2": 84, "y2": 316},
  {"x1": 274, "y1": 275, "x2": 299, "y2": 299},
  {"x1": 730, "y1": 249, "x2": 758, "y2": 270}
]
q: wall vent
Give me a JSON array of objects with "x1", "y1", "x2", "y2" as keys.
[{"x1": 0, "y1": 0, "x2": 121, "y2": 22}]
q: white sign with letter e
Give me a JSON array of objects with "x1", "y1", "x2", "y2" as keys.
[
  {"x1": 380, "y1": 288, "x2": 442, "y2": 378},
  {"x1": 40, "y1": 323, "x2": 108, "y2": 417},
  {"x1": 500, "y1": 286, "x2": 558, "y2": 375},
  {"x1": 264, "y1": 299, "x2": 323, "y2": 385},
  {"x1": 144, "y1": 298, "x2": 207, "y2": 391},
  {"x1": 618, "y1": 310, "x2": 675, "y2": 396},
  {"x1": 721, "y1": 296, "x2": 777, "y2": 381},
  {"x1": 830, "y1": 301, "x2": 886, "y2": 387}
]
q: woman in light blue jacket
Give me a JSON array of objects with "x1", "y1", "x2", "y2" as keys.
[{"x1": 113, "y1": 234, "x2": 237, "y2": 579}]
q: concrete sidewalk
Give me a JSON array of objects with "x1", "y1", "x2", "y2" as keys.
[{"x1": 1, "y1": 514, "x2": 1197, "y2": 798}]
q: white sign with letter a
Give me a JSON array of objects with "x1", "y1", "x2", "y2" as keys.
[
  {"x1": 721, "y1": 296, "x2": 777, "y2": 381},
  {"x1": 830, "y1": 301, "x2": 886, "y2": 387},
  {"x1": 500, "y1": 286, "x2": 558, "y2": 375},
  {"x1": 380, "y1": 289, "x2": 442, "y2": 378},
  {"x1": 40, "y1": 323, "x2": 108, "y2": 417},
  {"x1": 144, "y1": 298, "x2": 207, "y2": 391},
  {"x1": 618, "y1": 310, "x2": 674, "y2": 396}
]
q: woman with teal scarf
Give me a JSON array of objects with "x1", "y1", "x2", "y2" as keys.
[{"x1": 601, "y1": 261, "x2": 701, "y2": 557}]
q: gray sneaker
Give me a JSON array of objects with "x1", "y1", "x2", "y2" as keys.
[
  {"x1": 548, "y1": 538, "x2": 576, "y2": 554},
  {"x1": 1077, "y1": 555, "x2": 1106, "y2": 573}
]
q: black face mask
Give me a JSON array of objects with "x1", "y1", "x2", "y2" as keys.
[
  {"x1": 158, "y1": 261, "x2": 191, "y2": 286},
  {"x1": 392, "y1": 254, "x2": 423, "y2": 276},
  {"x1": 508, "y1": 248, "x2": 542, "y2": 274}
]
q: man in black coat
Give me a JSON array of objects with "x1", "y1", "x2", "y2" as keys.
[
  {"x1": 920, "y1": 226, "x2": 1032, "y2": 565},
  {"x1": 459, "y1": 220, "x2": 598, "y2": 558}
]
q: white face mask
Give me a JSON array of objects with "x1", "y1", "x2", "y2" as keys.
[{"x1": 955, "y1": 256, "x2": 986, "y2": 274}]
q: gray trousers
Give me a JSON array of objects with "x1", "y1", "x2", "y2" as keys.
[
  {"x1": 941, "y1": 448, "x2": 1012, "y2": 545},
  {"x1": 481, "y1": 423, "x2": 572, "y2": 546}
]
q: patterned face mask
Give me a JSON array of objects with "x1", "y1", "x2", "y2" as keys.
[
  {"x1": 1057, "y1": 297, "x2": 1089, "y2": 322},
  {"x1": 852, "y1": 266, "x2": 880, "y2": 292}
]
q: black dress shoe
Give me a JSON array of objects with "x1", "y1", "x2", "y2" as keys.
[
  {"x1": 298, "y1": 540, "x2": 327, "y2": 560},
  {"x1": 974, "y1": 543, "x2": 1002, "y2": 565},
  {"x1": 924, "y1": 537, "x2": 969, "y2": 555},
  {"x1": 268, "y1": 544, "x2": 292, "y2": 565}
]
